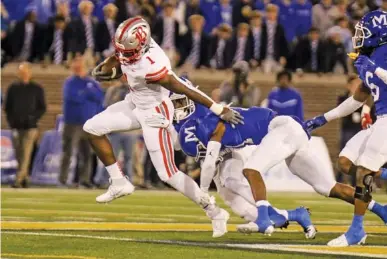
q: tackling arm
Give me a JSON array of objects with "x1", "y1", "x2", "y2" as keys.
[
  {"x1": 324, "y1": 83, "x2": 370, "y2": 122},
  {"x1": 200, "y1": 122, "x2": 226, "y2": 193},
  {"x1": 156, "y1": 72, "x2": 243, "y2": 125}
]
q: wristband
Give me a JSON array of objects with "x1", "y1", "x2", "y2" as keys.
[{"x1": 210, "y1": 103, "x2": 223, "y2": 115}]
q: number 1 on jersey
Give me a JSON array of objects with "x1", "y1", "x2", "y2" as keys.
[{"x1": 146, "y1": 56, "x2": 155, "y2": 65}]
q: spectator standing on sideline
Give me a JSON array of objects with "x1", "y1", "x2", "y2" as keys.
[
  {"x1": 59, "y1": 56, "x2": 104, "y2": 188},
  {"x1": 4, "y1": 62, "x2": 46, "y2": 188},
  {"x1": 336, "y1": 75, "x2": 363, "y2": 186},
  {"x1": 94, "y1": 77, "x2": 136, "y2": 187},
  {"x1": 262, "y1": 70, "x2": 304, "y2": 120}
]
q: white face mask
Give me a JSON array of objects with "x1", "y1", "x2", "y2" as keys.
[{"x1": 174, "y1": 109, "x2": 188, "y2": 123}]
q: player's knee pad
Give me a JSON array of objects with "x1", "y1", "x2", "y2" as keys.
[
  {"x1": 83, "y1": 118, "x2": 104, "y2": 136},
  {"x1": 354, "y1": 172, "x2": 375, "y2": 202}
]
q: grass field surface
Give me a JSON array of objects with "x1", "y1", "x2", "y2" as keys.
[{"x1": 1, "y1": 188, "x2": 387, "y2": 259}]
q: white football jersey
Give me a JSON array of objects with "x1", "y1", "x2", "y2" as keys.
[{"x1": 120, "y1": 38, "x2": 172, "y2": 110}]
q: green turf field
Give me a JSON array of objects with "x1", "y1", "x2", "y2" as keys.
[{"x1": 1, "y1": 188, "x2": 387, "y2": 259}]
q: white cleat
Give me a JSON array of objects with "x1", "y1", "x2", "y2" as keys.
[
  {"x1": 96, "y1": 177, "x2": 135, "y2": 203},
  {"x1": 237, "y1": 222, "x2": 274, "y2": 236},
  {"x1": 305, "y1": 225, "x2": 317, "y2": 239},
  {"x1": 237, "y1": 222, "x2": 258, "y2": 234},
  {"x1": 211, "y1": 208, "x2": 230, "y2": 238},
  {"x1": 327, "y1": 234, "x2": 367, "y2": 247}
]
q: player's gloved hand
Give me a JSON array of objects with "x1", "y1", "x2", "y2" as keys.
[
  {"x1": 220, "y1": 107, "x2": 244, "y2": 125},
  {"x1": 145, "y1": 113, "x2": 170, "y2": 128},
  {"x1": 361, "y1": 113, "x2": 373, "y2": 129},
  {"x1": 91, "y1": 61, "x2": 119, "y2": 81},
  {"x1": 354, "y1": 55, "x2": 377, "y2": 77},
  {"x1": 305, "y1": 115, "x2": 327, "y2": 132}
]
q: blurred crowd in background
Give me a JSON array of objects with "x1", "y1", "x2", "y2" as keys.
[
  {"x1": 2, "y1": 0, "x2": 386, "y2": 191},
  {"x1": 1, "y1": 0, "x2": 387, "y2": 72}
]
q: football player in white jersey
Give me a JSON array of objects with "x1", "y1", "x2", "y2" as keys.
[{"x1": 84, "y1": 17, "x2": 242, "y2": 238}]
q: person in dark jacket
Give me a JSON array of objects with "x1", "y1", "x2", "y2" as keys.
[
  {"x1": 59, "y1": 56, "x2": 104, "y2": 188},
  {"x1": 325, "y1": 31, "x2": 348, "y2": 74},
  {"x1": 115, "y1": 0, "x2": 140, "y2": 25},
  {"x1": 4, "y1": 62, "x2": 46, "y2": 188},
  {"x1": 152, "y1": 2, "x2": 180, "y2": 66},
  {"x1": 294, "y1": 27, "x2": 326, "y2": 73},
  {"x1": 177, "y1": 14, "x2": 210, "y2": 69},
  {"x1": 260, "y1": 4, "x2": 289, "y2": 73},
  {"x1": 209, "y1": 23, "x2": 233, "y2": 69},
  {"x1": 67, "y1": 1, "x2": 97, "y2": 67},
  {"x1": 11, "y1": 9, "x2": 44, "y2": 62},
  {"x1": 44, "y1": 15, "x2": 70, "y2": 65},
  {"x1": 230, "y1": 23, "x2": 253, "y2": 65},
  {"x1": 95, "y1": 3, "x2": 118, "y2": 60}
]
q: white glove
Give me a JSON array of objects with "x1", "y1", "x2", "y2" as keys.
[{"x1": 145, "y1": 113, "x2": 170, "y2": 128}]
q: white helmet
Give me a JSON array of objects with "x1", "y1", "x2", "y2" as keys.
[
  {"x1": 113, "y1": 16, "x2": 151, "y2": 64},
  {"x1": 170, "y1": 93, "x2": 195, "y2": 123}
]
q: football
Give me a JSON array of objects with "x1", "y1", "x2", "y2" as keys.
[{"x1": 100, "y1": 55, "x2": 123, "y2": 80}]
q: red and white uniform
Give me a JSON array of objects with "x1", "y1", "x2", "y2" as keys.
[{"x1": 83, "y1": 39, "x2": 178, "y2": 181}]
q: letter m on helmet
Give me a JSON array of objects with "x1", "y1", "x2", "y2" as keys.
[
  {"x1": 184, "y1": 126, "x2": 197, "y2": 142},
  {"x1": 372, "y1": 14, "x2": 387, "y2": 28}
]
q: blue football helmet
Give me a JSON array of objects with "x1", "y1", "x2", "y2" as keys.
[
  {"x1": 178, "y1": 119, "x2": 207, "y2": 161},
  {"x1": 353, "y1": 10, "x2": 387, "y2": 50}
]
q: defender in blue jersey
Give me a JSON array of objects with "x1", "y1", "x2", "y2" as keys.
[
  {"x1": 306, "y1": 10, "x2": 387, "y2": 247},
  {"x1": 159, "y1": 90, "x2": 387, "y2": 238}
]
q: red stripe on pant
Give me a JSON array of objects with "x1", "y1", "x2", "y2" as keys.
[
  {"x1": 155, "y1": 106, "x2": 173, "y2": 178},
  {"x1": 160, "y1": 102, "x2": 178, "y2": 173}
]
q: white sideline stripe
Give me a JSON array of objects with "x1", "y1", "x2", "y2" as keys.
[{"x1": 3, "y1": 231, "x2": 387, "y2": 258}]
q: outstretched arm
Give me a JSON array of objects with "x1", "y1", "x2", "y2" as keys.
[
  {"x1": 200, "y1": 121, "x2": 226, "y2": 193},
  {"x1": 155, "y1": 72, "x2": 243, "y2": 125},
  {"x1": 324, "y1": 83, "x2": 370, "y2": 121},
  {"x1": 306, "y1": 83, "x2": 370, "y2": 132}
]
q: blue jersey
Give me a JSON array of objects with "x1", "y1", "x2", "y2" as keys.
[
  {"x1": 174, "y1": 103, "x2": 211, "y2": 133},
  {"x1": 361, "y1": 44, "x2": 387, "y2": 116},
  {"x1": 195, "y1": 107, "x2": 276, "y2": 148}
]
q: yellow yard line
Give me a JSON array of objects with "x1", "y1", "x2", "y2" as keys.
[
  {"x1": 1, "y1": 253, "x2": 99, "y2": 259},
  {"x1": 2, "y1": 221, "x2": 387, "y2": 233}
]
